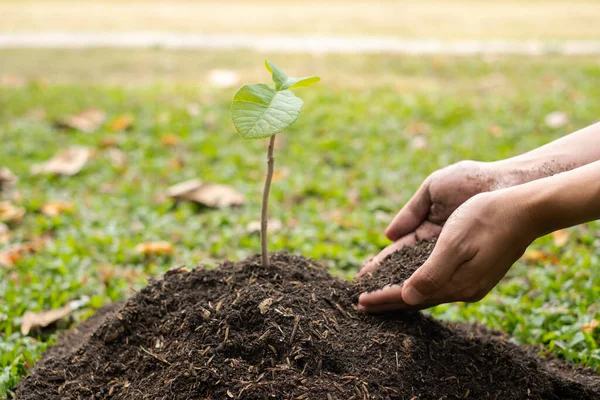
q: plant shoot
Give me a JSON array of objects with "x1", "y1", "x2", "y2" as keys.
[{"x1": 231, "y1": 60, "x2": 319, "y2": 267}]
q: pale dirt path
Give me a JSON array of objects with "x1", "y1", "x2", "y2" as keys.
[
  {"x1": 1, "y1": 33, "x2": 600, "y2": 55},
  {"x1": 1, "y1": 0, "x2": 600, "y2": 40}
]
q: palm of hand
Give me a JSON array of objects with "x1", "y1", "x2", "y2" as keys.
[{"x1": 359, "y1": 161, "x2": 496, "y2": 276}]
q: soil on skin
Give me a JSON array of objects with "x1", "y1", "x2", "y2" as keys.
[{"x1": 17, "y1": 242, "x2": 599, "y2": 399}]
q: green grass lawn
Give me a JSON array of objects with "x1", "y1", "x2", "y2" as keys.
[{"x1": 1, "y1": 50, "x2": 599, "y2": 396}]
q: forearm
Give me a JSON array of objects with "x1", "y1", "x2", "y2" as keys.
[
  {"x1": 507, "y1": 160, "x2": 600, "y2": 238},
  {"x1": 492, "y1": 122, "x2": 600, "y2": 185}
]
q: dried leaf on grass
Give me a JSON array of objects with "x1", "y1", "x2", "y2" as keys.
[
  {"x1": 105, "y1": 148, "x2": 127, "y2": 169},
  {"x1": 406, "y1": 121, "x2": 430, "y2": 137},
  {"x1": 167, "y1": 179, "x2": 245, "y2": 208},
  {"x1": 0, "y1": 223, "x2": 10, "y2": 244},
  {"x1": 522, "y1": 250, "x2": 559, "y2": 264},
  {"x1": 41, "y1": 201, "x2": 74, "y2": 217},
  {"x1": 488, "y1": 124, "x2": 503, "y2": 138},
  {"x1": 160, "y1": 134, "x2": 180, "y2": 147},
  {"x1": 544, "y1": 111, "x2": 569, "y2": 129},
  {"x1": 272, "y1": 168, "x2": 289, "y2": 182},
  {"x1": 0, "y1": 167, "x2": 18, "y2": 191},
  {"x1": 582, "y1": 320, "x2": 599, "y2": 334},
  {"x1": 0, "y1": 237, "x2": 46, "y2": 267},
  {"x1": 56, "y1": 108, "x2": 106, "y2": 133},
  {"x1": 551, "y1": 229, "x2": 570, "y2": 247},
  {"x1": 0, "y1": 201, "x2": 25, "y2": 224},
  {"x1": 31, "y1": 146, "x2": 91, "y2": 176},
  {"x1": 20, "y1": 296, "x2": 90, "y2": 335},
  {"x1": 135, "y1": 241, "x2": 174, "y2": 256},
  {"x1": 108, "y1": 114, "x2": 134, "y2": 132},
  {"x1": 99, "y1": 136, "x2": 119, "y2": 148}
]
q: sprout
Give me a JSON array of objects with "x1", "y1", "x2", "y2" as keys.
[{"x1": 231, "y1": 60, "x2": 319, "y2": 267}]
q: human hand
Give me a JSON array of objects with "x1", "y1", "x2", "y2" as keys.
[
  {"x1": 358, "y1": 160, "x2": 507, "y2": 277},
  {"x1": 358, "y1": 189, "x2": 538, "y2": 312}
]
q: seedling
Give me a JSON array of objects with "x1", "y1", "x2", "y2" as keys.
[{"x1": 231, "y1": 60, "x2": 319, "y2": 267}]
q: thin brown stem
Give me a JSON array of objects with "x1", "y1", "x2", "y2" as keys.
[{"x1": 261, "y1": 135, "x2": 276, "y2": 267}]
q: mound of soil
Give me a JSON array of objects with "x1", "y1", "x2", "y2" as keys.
[{"x1": 17, "y1": 242, "x2": 599, "y2": 399}]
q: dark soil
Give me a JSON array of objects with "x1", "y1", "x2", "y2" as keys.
[{"x1": 17, "y1": 242, "x2": 600, "y2": 399}]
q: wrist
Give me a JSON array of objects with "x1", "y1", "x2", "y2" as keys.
[
  {"x1": 490, "y1": 153, "x2": 574, "y2": 188},
  {"x1": 493, "y1": 184, "x2": 546, "y2": 244}
]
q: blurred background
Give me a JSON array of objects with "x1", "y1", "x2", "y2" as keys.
[{"x1": 1, "y1": 0, "x2": 599, "y2": 396}]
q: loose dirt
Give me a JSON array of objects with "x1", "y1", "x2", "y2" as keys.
[{"x1": 16, "y1": 242, "x2": 599, "y2": 399}]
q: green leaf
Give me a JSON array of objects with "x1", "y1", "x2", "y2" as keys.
[
  {"x1": 282, "y1": 76, "x2": 321, "y2": 90},
  {"x1": 231, "y1": 83, "x2": 303, "y2": 139},
  {"x1": 265, "y1": 60, "x2": 320, "y2": 91},
  {"x1": 265, "y1": 60, "x2": 288, "y2": 91}
]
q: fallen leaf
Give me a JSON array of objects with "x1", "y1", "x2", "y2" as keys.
[
  {"x1": 544, "y1": 111, "x2": 569, "y2": 129},
  {"x1": 207, "y1": 69, "x2": 240, "y2": 88},
  {"x1": 167, "y1": 179, "x2": 245, "y2": 208},
  {"x1": 406, "y1": 121, "x2": 430, "y2": 137},
  {"x1": 160, "y1": 133, "x2": 180, "y2": 147},
  {"x1": 109, "y1": 114, "x2": 134, "y2": 132},
  {"x1": 0, "y1": 241, "x2": 40, "y2": 267},
  {"x1": 272, "y1": 168, "x2": 289, "y2": 182},
  {"x1": 582, "y1": 319, "x2": 599, "y2": 334},
  {"x1": 31, "y1": 146, "x2": 91, "y2": 176},
  {"x1": 247, "y1": 219, "x2": 282, "y2": 234},
  {"x1": 57, "y1": 108, "x2": 106, "y2": 133},
  {"x1": 0, "y1": 167, "x2": 18, "y2": 191},
  {"x1": 99, "y1": 135, "x2": 119, "y2": 148},
  {"x1": 20, "y1": 296, "x2": 89, "y2": 335},
  {"x1": 168, "y1": 158, "x2": 185, "y2": 170},
  {"x1": 135, "y1": 241, "x2": 174, "y2": 256},
  {"x1": 258, "y1": 298, "x2": 274, "y2": 314},
  {"x1": 40, "y1": 201, "x2": 74, "y2": 217},
  {"x1": 323, "y1": 209, "x2": 352, "y2": 228},
  {"x1": 522, "y1": 250, "x2": 559, "y2": 264},
  {"x1": 0, "y1": 201, "x2": 25, "y2": 224},
  {"x1": 409, "y1": 136, "x2": 428, "y2": 150},
  {"x1": 552, "y1": 229, "x2": 570, "y2": 247},
  {"x1": 488, "y1": 124, "x2": 503, "y2": 138},
  {"x1": 0, "y1": 223, "x2": 10, "y2": 244},
  {"x1": 105, "y1": 148, "x2": 127, "y2": 169}
]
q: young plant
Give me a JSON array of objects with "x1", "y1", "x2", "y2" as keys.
[{"x1": 231, "y1": 60, "x2": 319, "y2": 267}]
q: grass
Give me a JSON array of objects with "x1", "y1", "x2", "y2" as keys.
[
  {"x1": 1, "y1": 50, "x2": 600, "y2": 396},
  {"x1": 2, "y1": 0, "x2": 600, "y2": 40}
]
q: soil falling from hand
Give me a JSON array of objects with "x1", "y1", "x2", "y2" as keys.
[{"x1": 17, "y1": 243, "x2": 599, "y2": 399}]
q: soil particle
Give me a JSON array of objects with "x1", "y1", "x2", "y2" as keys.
[{"x1": 16, "y1": 243, "x2": 599, "y2": 399}]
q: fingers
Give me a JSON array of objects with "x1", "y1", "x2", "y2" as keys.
[
  {"x1": 402, "y1": 237, "x2": 474, "y2": 305},
  {"x1": 356, "y1": 233, "x2": 417, "y2": 277},
  {"x1": 358, "y1": 284, "x2": 404, "y2": 308},
  {"x1": 385, "y1": 180, "x2": 432, "y2": 241},
  {"x1": 358, "y1": 284, "x2": 444, "y2": 313}
]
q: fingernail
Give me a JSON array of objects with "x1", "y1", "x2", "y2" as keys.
[{"x1": 403, "y1": 284, "x2": 426, "y2": 305}]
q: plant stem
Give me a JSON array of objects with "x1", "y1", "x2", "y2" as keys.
[{"x1": 261, "y1": 135, "x2": 276, "y2": 267}]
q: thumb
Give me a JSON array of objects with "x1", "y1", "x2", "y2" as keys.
[
  {"x1": 401, "y1": 238, "x2": 460, "y2": 305},
  {"x1": 385, "y1": 179, "x2": 431, "y2": 241}
]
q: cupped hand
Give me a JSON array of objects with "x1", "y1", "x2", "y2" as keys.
[
  {"x1": 358, "y1": 160, "x2": 504, "y2": 277},
  {"x1": 358, "y1": 189, "x2": 537, "y2": 312}
]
